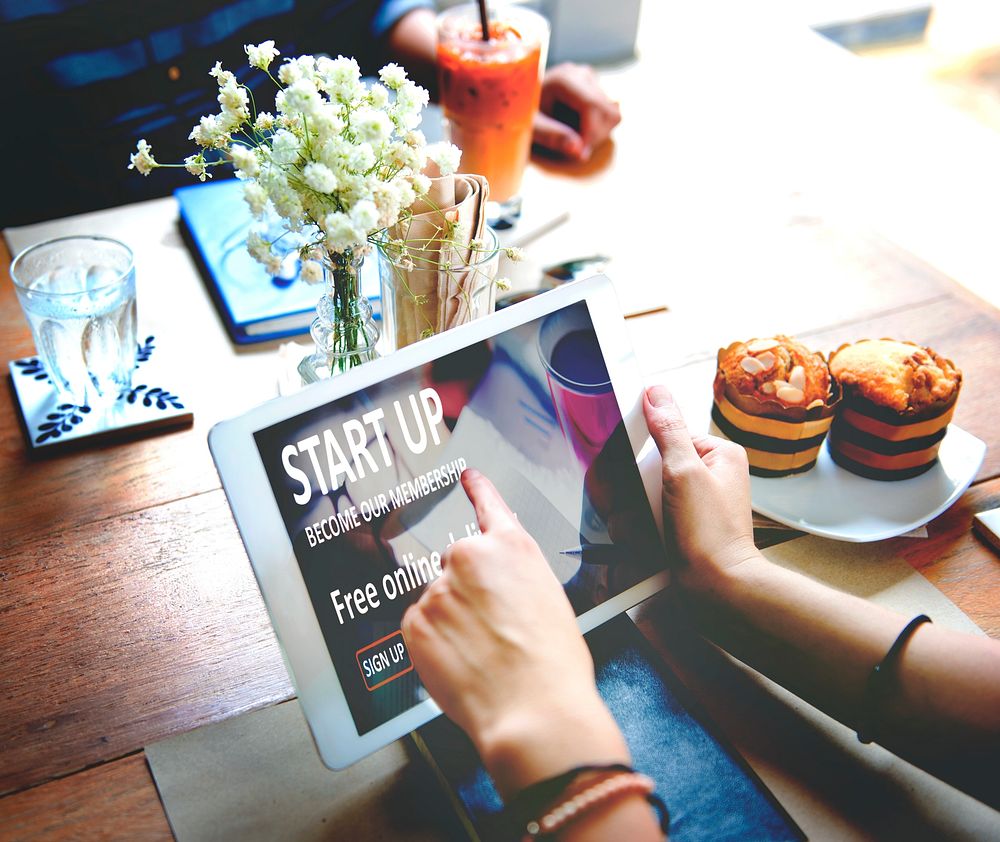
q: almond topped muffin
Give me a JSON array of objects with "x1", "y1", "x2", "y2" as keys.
[
  {"x1": 828, "y1": 339, "x2": 962, "y2": 480},
  {"x1": 717, "y1": 335, "x2": 831, "y2": 410},
  {"x1": 712, "y1": 335, "x2": 839, "y2": 477}
]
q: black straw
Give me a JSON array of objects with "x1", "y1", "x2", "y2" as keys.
[{"x1": 477, "y1": 0, "x2": 490, "y2": 41}]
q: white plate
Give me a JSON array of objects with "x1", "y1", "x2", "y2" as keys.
[{"x1": 748, "y1": 425, "x2": 986, "y2": 542}]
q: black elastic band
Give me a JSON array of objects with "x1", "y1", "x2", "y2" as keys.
[{"x1": 857, "y1": 614, "x2": 932, "y2": 744}]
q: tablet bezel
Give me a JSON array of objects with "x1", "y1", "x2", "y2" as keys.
[{"x1": 209, "y1": 274, "x2": 668, "y2": 769}]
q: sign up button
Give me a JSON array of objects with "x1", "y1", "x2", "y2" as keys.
[{"x1": 355, "y1": 630, "x2": 413, "y2": 691}]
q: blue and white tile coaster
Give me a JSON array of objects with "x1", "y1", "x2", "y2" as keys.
[{"x1": 8, "y1": 334, "x2": 193, "y2": 452}]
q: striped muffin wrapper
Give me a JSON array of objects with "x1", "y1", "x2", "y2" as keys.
[
  {"x1": 829, "y1": 446, "x2": 939, "y2": 481},
  {"x1": 828, "y1": 393, "x2": 956, "y2": 480},
  {"x1": 711, "y1": 395, "x2": 834, "y2": 477}
]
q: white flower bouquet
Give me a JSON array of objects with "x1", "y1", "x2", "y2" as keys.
[{"x1": 129, "y1": 41, "x2": 467, "y2": 373}]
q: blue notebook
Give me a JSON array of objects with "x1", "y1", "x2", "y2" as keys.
[
  {"x1": 175, "y1": 179, "x2": 380, "y2": 345},
  {"x1": 412, "y1": 614, "x2": 804, "y2": 841}
]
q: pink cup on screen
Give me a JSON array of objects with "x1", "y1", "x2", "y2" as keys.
[{"x1": 538, "y1": 306, "x2": 620, "y2": 468}]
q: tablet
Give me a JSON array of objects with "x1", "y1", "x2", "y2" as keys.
[{"x1": 209, "y1": 274, "x2": 668, "y2": 769}]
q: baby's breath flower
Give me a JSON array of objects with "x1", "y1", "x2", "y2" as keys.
[
  {"x1": 272, "y1": 190, "x2": 305, "y2": 227},
  {"x1": 398, "y1": 81, "x2": 429, "y2": 110},
  {"x1": 427, "y1": 142, "x2": 461, "y2": 176},
  {"x1": 311, "y1": 111, "x2": 344, "y2": 143},
  {"x1": 350, "y1": 199, "x2": 379, "y2": 233},
  {"x1": 300, "y1": 259, "x2": 323, "y2": 284},
  {"x1": 254, "y1": 112, "x2": 275, "y2": 132},
  {"x1": 355, "y1": 109, "x2": 392, "y2": 145},
  {"x1": 392, "y1": 81, "x2": 429, "y2": 130},
  {"x1": 230, "y1": 144, "x2": 259, "y2": 178},
  {"x1": 246, "y1": 231, "x2": 272, "y2": 264},
  {"x1": 303, "y1": 162, "x2": 337, "y2": 193},
  {"x1": 209, "y1": 61, "x2": 235, "y2": 87},
  {"x1": 243, "y1": 182, "x2": 268, "y2": 217},
  {"x1": 278, "y1": 55, "x2": 316, "y2": 86},
  {"x1": 378, "y1": 63, "x2": 408, "y2": 90},
  {"x1": 394, "y1": 178, "x2": 416, "y2": 211},
  {"x1": 469, "y1": 238, "x2": 484, "y2": 250},
  {"x1": 504, "y1": 246, "x2": 525, "y2": 262},
  {"x1": 189, "y1": 114, "x2": 229, "y2": 149},
  {"x1": 318, "y1": 55, "x2": 362, "y2": 102},
  {"x1": 367, "y1": 83, "x2": 389, "y2": 110},
  {"x1": 373, "y1": 183, "x2": 402, "y2": 228},
  {"x1": 412, "y1": 173, "x2": 431, "y2": 195},
  {"x1": 420, "y1": 328, "x2": 435, "y2": 340},
  {"x1": 184, "y1": 152, "x2": 211, "y2": 181},
  {"x1": 345, "y1": 142, "x2": 376, "y2": 173},
  {"x1": 128, "y1": 139, "x2": 157, "y2": 175},
  {"x1": 323, "y1": 211, "x2": 364, "y2": 253},
  {"x1": 282, "y1": 79, "x2": 324, "y2": 120},
  {"x1": 271, "y1": 129, "x2": 300, "y2": 165},
  {"x1": 245, "y1": 40, "x2": 279, "y2": 71},
  {"x1": 264, "y1": 254, "x2": 283, "y2": 276},
  {"x1": 496, "y1": 277, "x2": 511, "y2": 291},
  {"x1": 218, "y1": 79, "x2": 250, "y2": 129}
]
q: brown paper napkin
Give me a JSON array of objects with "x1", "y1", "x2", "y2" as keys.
[{"x1": 387, "y1": 172, "x2": 490, "y2": 348}]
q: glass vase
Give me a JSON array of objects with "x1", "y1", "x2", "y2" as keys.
[
  {"x1": 377, "y1": 226, "x2": 501, "y2": 353},
  {"x1": 298, "y1": 248, "x2": 380, "y2": 384}
]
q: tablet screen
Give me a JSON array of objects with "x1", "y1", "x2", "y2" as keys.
[{"x1": 253, "y1": 302, "x2": 662, "y2": 735}]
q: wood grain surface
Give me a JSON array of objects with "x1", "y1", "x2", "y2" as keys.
[
  {"x1": 890, "y1": 478, "x2": 1000, "y2": 638},
  {"x1": 0, "y1": 489, "x2": 293, "y2": 796},
  {"x1": 0, "y1": 754, "x2": 171, "y2": 842}
]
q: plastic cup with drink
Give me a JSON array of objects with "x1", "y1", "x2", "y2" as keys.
[{"x1": 437, "y1": 3, "x2": 549, "y2": 228}]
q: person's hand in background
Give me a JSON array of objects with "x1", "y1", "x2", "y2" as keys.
[{"x1": 534, "y1": 63, "x2": 621, "y2": 161}]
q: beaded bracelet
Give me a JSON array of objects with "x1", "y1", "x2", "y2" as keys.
[
  {"x1": 522, "y1": 771, "x2": 657, "y2": 839},
  {"x1": 857, "y1": 613, "x2": 932, "y2": 744},
  {"x1": 504, "y1": 763, "x2": 669, "y2": 840}
]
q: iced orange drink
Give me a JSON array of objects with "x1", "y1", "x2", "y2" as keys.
[{"x1": 437, "y1": 5, "x2": 549, "y2": 211}]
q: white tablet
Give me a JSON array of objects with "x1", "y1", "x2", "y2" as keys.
[{"x1": 209, "y1": 274, "x2": 668, "y2": 769}]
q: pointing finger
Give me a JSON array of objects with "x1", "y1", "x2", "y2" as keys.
[{"x1": 461, "y1": 468, "x2": 516, "y2": 533}]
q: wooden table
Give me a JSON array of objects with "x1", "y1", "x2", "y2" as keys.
[{"x1": 2, "y1": 3, "x2": 999, "y2": 838}]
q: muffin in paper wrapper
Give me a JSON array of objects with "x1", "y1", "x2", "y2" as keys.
[
  {"x1": 711, "y1": 343, "x2": 841, "y2": 477},
  {"x1": 827, "y1": 339, "x2": 962, "y2": 481}
]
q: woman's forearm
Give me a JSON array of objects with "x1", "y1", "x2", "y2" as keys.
[{"x1": 685, "y1": 553, "x2": 1000, "y2": 806}]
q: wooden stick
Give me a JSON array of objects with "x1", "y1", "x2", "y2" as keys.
[{"x1": 624, "y1": 305, "x2": 669, "y2": 320}]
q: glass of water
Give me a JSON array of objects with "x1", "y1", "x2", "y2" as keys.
[{"x1": 11, "y1": 236, "x2": 137, "y2": 409}]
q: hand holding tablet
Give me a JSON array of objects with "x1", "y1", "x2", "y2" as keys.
[{"x1": 209, "y1": 276, "x2": 667, "y2": 769}]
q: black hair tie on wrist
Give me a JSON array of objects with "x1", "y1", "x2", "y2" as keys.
[{"x1": 857, "y1": 614, "x2": 932, "y2": 744}]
